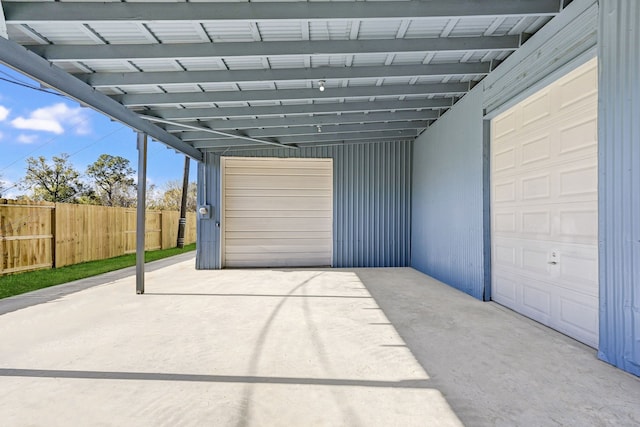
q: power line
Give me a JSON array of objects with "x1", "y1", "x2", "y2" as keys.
[{"x1": 0, "y1": 76, "x2": 65, "y2": 97}]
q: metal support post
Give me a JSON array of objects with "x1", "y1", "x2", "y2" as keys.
[{"x1": 136, "y1": 133, "x2": 147, "y2": 294}]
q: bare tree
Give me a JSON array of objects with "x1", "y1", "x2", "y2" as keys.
[{"x1": 148, "y1": 180, "x2": 197, "y2": 211}]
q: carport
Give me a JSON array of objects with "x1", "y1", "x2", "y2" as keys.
[{"x1": 0, "y1": 0, "x2": 638, "y2": 381}]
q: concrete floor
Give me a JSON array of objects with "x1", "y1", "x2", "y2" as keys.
[{"x1": 0, "y1": 256, "x2": 638, "y2": 426}]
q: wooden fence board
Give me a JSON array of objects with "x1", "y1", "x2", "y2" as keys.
[
  {"x1": 1, "y1": 200, "x2": 197, "y2": 273},
  {"x1": 0, "y1": 200, "x2": 54, "y2": 274}
]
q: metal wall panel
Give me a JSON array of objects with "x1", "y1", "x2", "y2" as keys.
[
  {"x1": 483, "y1": 0, "x2": 598, "y2": 116},
  {"x1": 196, "y1": 153, "x2": 221, "y2": 269},
  {"x1": 196, "y1": 141, "x2": 412, "y2": 268},
  {"x1": 598, "y1": 0, "x2": 640, "y2": 376},
  {"x1": 411, "y1": 86, "x2": 486, "y2": 300}
]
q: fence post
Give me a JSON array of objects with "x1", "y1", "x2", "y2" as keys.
[
  {"x1": 51, "y1": 204, "x2": 56, "y2": 268},
  {"x1": 0, "y1": 209, "x2": 4, "y2": 274}
]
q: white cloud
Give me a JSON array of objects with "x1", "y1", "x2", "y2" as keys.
[
  {"x1": 0, "y1": 106, "x2": 9, "y2": 121},
  {"x1": 10, "y1": 103, "x2": 91, "y2": 135},
  {"x1": 17, "y1": 134, "x2": 38, "y2": 144}
]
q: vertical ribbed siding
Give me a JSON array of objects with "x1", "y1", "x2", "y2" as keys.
[
  {"x1": 598, "y1": 0, "x2": 640, "y2": 376},
  {"x1": 195, "y1": 153, "x2": 221, "y2": 269},
  {"x1": 197, "y1": 141, "x2": 411, "y2": 268},
  {"x1": 411, "y1": 86, "x2": 485, "y2": 300}
]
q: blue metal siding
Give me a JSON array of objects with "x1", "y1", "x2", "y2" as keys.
[
  {"x1": 598, "y1": 0, "x2": 640, "y2": 376},
  {"x1": 411, "y1": 86, "x2": 485, "y2": 299},
  {"x1": 195, "y1": 153, "x2": 221, "y2": 269},
  {"x1": 196, "y1": 141, "x2": 412, "y2": 268}
]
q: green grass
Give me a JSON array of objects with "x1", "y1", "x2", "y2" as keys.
[{"x1": 0, "y1": 243, "x2": 196, "y2": 299}]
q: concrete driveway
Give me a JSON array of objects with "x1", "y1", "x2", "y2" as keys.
[{"x1": 0, "y1": 255, "x2": 639, "y2": 426}]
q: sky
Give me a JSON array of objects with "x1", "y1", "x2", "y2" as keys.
[{"x1": 0, "y1": 64, "x2": 197, "y2": 199}]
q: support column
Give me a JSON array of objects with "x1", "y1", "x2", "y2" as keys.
[
  {"x1": 598, "y1": 0, "x2": 640, "y2": 376},
  {"x1": 136, "y1": 133, "x2": 147, "y2": 295}
]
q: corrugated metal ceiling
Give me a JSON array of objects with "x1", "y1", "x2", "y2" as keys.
[{"x1": 0, "y1": 0, "x2": 570, "y2": 153}]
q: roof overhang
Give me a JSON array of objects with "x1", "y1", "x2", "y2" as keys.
[{"x1": 0, "y1": 0, "x2": 569, "y2": 155}]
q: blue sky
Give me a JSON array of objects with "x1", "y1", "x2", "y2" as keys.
[{"x1": 0, "y1": 64, "x2": 196, "y2": 199}]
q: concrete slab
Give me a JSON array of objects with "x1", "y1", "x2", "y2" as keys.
[{"x1": 0, "y1": 259, "x2": 638, "y2": 426}]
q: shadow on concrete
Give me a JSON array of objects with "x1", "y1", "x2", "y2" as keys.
[{"x1": 0, "y1": 368, "x2": 431, "y2": 389}]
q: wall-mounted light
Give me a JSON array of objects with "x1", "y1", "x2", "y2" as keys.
[
  {"x1": 318, "y1": 80, "x2": 326, "y2": 92},
  {"x1": 317, "y1": 125, "x2": 322, "y2": 133}
]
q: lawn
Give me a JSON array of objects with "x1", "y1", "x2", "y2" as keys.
[{"x1": 0, "y1": 243, "x2": 196, "y2": 299}]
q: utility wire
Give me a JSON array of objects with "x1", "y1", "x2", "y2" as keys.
[{"x1": 0, "y1": 76, "x2": 65, "y2": 97}]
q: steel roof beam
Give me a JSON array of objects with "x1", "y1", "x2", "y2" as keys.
[
  {"x1": 29, "y1": 37, "x2": 520, "y2": 62},
  {"x1": 0, "y1": 36, "x2": 202, "y2": 160},
  {"x1": 117, "y1": 83, "x2": 468, "y2": 107},
  {"x1": 202, "y1": 139, "x2": 413, "y2": 153},
  {"x1": 4, "y1": 1, "x2": 560, "y2": 23},
  {"x1": 146, "y1": 99, "x2": 454, "y2": 120},
  {"x1": 192, "y1": 129, "x2": 418, "y2": 148},
  {"x1": 178, "y1": 121, "x2": 429, "y2": 141},
  {"x1": 162, "y1": 110, "x2": 437, "y2": 131},
  {"x1": 0, "y1": 1, "x2": 8, "y2": 39},
  {"x1": 141, "y1": 115, "x2": 293, "y2": 149},
  {"x1": 79, "y1": 62, "x2": 491, "y2": 88}
]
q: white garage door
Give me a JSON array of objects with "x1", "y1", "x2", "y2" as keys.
[
  {"x1": 221, "y1": 157, "x2": 333, "y2": 268},
  {"x1": 491, "y1": 58, "x2": 599, "y2": 348}
]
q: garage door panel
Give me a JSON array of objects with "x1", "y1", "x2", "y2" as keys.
[
  {"x1": 224, "y1": 158, "x2": 331, "y2": 170},
  {"x1": 558, "y1": 115, "x2": 597, "y2": 155},
  {"x1": 226, "y1": 238, "x2": 331, "y2": 249},
  {"x1": 227, "y1": 231, "x2": 332, "y2": 240},
  {"x1": 225, "y1": 174, "x2": 332, "y2": 190},
  {"x1": 521, "y1": 134, "x2": 552, "y2": 166},
  {"x1": 521, "y1": 210, "x2": 552, "y2": 236},
  {"x1": 226, "y1": 188, "x2": 332, "y2": 198},
  {"x1": 225, "y1": 196, "x2": 332, "y2": 211},
  {"x1": 225, "y1": 243, "x2": 332, "y2": 254},
  {"x1": 222, "y1": 157, "x2": 333, "y2": 268},
  {"x1": 493, "y1": 110, "x2": 517, "y2": 140},
  {"x1": 494, "y1": 236, "x2": 597, "y2": 296},
  {"x1": 226, "y1": 210, "x2": 331, "y2": 219},
  {"x1": 225, "y1": 217, "x2": 332, "y2": 232},
  {"x1": 522, "y1": 283, "x2": 552, "y2": 319},
  {"x1": 491, "y1": 58, "x2": 598, "y2": 348},
  {"x1": 558, "y1": 163, "x2": 597, "y2": 198},
  {"x1": 557, "y1": 62, "x2": 598, "y2": 108},
  {"x1": 493, "y1": 274, "x2": 518, "y2": 305},
  {"x1": 521, "y1": 89, "x2": 552, "y2": 127},
  {"x1": 557, "y1": 207, "x2": 598, "y2": 240},
  {"x1": 559, "y1": 296, "x2": 598, "y2": 343},
  {"x1": 521, "y1": 173, "x2": 551, "y2": 201},
  {"x1": 558, "y1": 250, "x2": 598, "y2": 290},
  {"x1": 224, "y1": 167, "x2": 331, "y2": 177},
  {"x1": 225, "y1": 253, "x2": 331, "y2": 268},
  {"x1": 494, "y1": 179, "x2": 517, "y2": 203}
]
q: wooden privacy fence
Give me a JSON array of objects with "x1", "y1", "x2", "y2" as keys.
[{"x1": 0, "y1": 200, "x2": 196, "y2": 275}]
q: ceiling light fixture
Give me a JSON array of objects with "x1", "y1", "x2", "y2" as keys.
[{"x1": 318, "y1": 80, "x2": 326, "y2": 92}]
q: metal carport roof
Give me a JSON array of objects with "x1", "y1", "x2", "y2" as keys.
[{"x1": 0, "y1": 0, "x2": 570, "y2": 156}]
